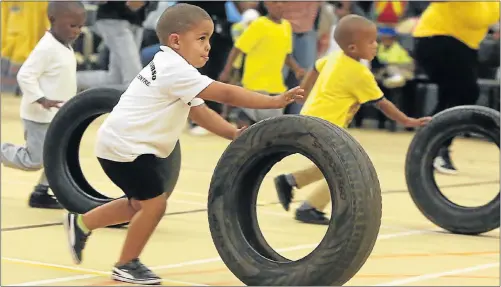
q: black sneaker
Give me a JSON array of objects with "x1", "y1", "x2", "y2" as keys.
[
  {"x1": 295, "y1": 208, "x2": 330, "y2": 225},
  {"x1": 63, "y1": 212, "x2": 91, "y2": 264},
  {"x1": 433, "y1": 147, "x2": 458, "y2": 175},
  {"x1": 274, "y1": 175, "x2": 293, "y2": 211},
  {"x1": 28, "y1": 185, "x2": 63, "y2": 209},
  {"x1": 112, "y1": 258, "x2": 162, "y2": 285}
]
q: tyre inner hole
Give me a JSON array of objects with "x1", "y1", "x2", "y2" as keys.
[
  {"x1": 233, "y1": 147, "x2": 332, "y2": 262},
  {"x1": 428, "y1": 125, "x2": 500, "y2": 209},
  {"x1": 66, "y1": 112, "x2": 114, "y2": 202}
]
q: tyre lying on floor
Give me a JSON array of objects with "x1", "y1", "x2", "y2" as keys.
[{"x1": 405, "y1": 105, "x2": 500, "y2": 235}]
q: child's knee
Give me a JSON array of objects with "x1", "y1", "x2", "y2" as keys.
[
  {"x1": 139, "y1": 194, "x2": 167, "y2": 216},
  {"x1": 129, "y1": 199, "x2": 142, "y2": 212}
]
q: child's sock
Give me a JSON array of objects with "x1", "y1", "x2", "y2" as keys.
[
  {"x1": 297, "y1": 201, "x2": 313, "y2": 211},
  {"x1": 77, "y1": 214, "x2": 91, "y2": 234},
  {"x1": 285, "y1": 174, "x2": 297, "y2": 187}
]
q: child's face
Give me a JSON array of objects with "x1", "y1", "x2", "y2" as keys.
[
  {"x1": 348, "y1": 24, "x2": 378, "y2": 61},
  {"x1": 265, "y1": 1, "x2": 285, "y2": 20},
  {"x1": 380, "y1": 35, "x2": 395, "y2": 48},
  {"x1": 50, "y1": 8, "x2": 86, "y2": 45},
  {"x1": 170, "y1": 20, "x2": 214, "y2": 68}
]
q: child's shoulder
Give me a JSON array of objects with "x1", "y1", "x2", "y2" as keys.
[{"x1": 32, "y1": 32, "x2": 56, "y2": 52}]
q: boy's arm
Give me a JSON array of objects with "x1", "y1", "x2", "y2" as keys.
[
  {"x1": 374, "y1": 98, "x2": 431, "y2": 127},
  {"x1": 219, "y1": 47, "x2": 243, "y2": 82},
  {"x1": 285, "y1": 54, "x2": 305, "y2": 80},
  {"x1": 189, "y1": 104, "x2": 240, "y2": 140},
  {"x1": 355, "y1": 69, "x2": 431, "y2": 127},
  {"x1": 198, "y1": 81, "x2": 303, "y2": 109},
  {"x1": 16, "y1": 46, "x2": 63, "y2": 109},
  {"x1": 299, "y1": 68, "x2": 320, "y2": 103}
]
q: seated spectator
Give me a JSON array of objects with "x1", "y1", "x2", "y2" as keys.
[
  {"x1": 371, "y1": 1, "x2": 407, "y2": 26},
  {"x1": 373, "y1": 26, "x2": 414, "y2": 89}
]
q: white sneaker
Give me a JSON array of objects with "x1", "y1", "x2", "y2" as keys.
[{"x1": 433, "y1": 156, "x2": 459, "y2": 175}]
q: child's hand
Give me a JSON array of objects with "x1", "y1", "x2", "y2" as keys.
[
  {"x1": 37, "y1": 97, "x2": 64, "y2": 110},
  {"x1": 403, "y1": 116, "x2": 432, "y2": 127},
  {"x1": 273, "y1": 86, "x2": 305, "y2": 108},
  {"x1": 234, "y1": 125, "x2": 248, "y2": 139}
]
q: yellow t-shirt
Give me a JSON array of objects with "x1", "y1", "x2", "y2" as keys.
[
  {"x1": 377, "y1": 42, "x2": 412, "y2": 65},
  {"x1": 413, "y1": 2, "x2": 500, "y2": 49},
  {"x1": 301, "y1": 51, "x2": 384, "y2": 128},
  {"x1": 235, "y1": 16, "x2": 293, "y2": 94}
]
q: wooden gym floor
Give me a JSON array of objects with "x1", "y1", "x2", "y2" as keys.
[{"x1": 1, "y1": 94, "x2": 500, "y2": 286}]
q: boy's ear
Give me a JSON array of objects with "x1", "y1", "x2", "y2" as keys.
[
  {"x1": 49, "y1": 15, "x2": 56, "y2": 24},
  {"x1": 348, "y1": 44, "x2": 356, "y2": 52},
  {"x1": 168, "y1": 33, "x2": 181, "y2": 50}
]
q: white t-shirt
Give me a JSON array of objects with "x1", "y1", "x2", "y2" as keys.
[
  {"x1": 95, "y1": 46, "x2": 213, "y2": 162},
  {"x1": 17, "y1": 31, "x2": 77, "y2": 123}
]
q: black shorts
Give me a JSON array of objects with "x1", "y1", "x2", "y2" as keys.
[{"x1": 97, "y1": 154, "x2": 166, "y2": 201}]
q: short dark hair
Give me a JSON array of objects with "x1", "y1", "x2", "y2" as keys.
[
  {"x1": 47, "y1": 1, "x2": 85, "y2": 19},
  {"x1": 156, "y1": 3, "x2": 212, "y2": 42}
]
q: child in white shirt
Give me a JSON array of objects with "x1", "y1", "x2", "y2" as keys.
[
  {"x1": 63, "y1": 3, "x2": 304, "y2": 285},
  {"x1": 1, "y1": 2, "x2": 86, "y2": 209}
]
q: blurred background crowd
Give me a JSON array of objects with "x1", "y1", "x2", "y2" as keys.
[{"x1": 1, "y1": 1, "x2": 500, "y2": 135}]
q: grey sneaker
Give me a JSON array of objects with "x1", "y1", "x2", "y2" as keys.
[
  {"x1": 63, "y1": 212, "x2": 90, "y2": 264},
  {"x1": 112, "y1": 258, "x2": 162, "y2": 285}
]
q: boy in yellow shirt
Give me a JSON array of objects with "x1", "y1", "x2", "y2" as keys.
[
  {"x1": 219, "y1": 1, "x2": 304, "y2": 128},
  {"x1": 274, "y1": 15, "x2": 431, "y2": 225}
]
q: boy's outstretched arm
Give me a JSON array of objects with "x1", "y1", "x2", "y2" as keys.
[
  {"x1": 197, "y1": 81, "x2": 303, "y2": 110},
  {"x1": 299, "y1": 68, "x2": 320, "y2": 103},
  {"x1": 189, "y1": 104, "x2": 243, "y2": 140},
  {"x1": 374, "y1": 98, "x2": 432, "y2": 127}
]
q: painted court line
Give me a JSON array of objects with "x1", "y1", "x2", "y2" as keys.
[
  {"x1": 3, "y1": 257, "x2": 207, "y2": 287},
  {"x1": 373, "y1": 262, "x2": 500, "y2": 286},
  {"x1": 4, "y1": 229, "x2": 427, "y2": 286}
]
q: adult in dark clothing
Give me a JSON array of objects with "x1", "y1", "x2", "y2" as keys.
[{"x1": 413, "y1": 2, "x2": 499, "y2": 174}]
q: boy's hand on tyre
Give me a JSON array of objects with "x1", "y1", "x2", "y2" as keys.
[
  {"x1": 234, "y1": 126, "x2": 248, "y2": 139},
  {"x1": 404, "y1": 116, "x2": 432, "y2": 127}
]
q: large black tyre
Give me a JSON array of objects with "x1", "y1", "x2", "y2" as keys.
[
  {"x1": 43, "y1": 87, "x2": 181, "y2": 215},
  {"x1": 207, "y1": 115, "x2": 382, "y2": 286},
  {"x1": 405, "y1": 105, "x2": 500, "y2": 235}
]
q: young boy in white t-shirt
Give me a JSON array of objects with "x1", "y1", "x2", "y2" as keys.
[
  {"x1": 63, "y1": 3, "x2": 304, "y2": 285},
  {"x1": 1, "y1": 2, "x2": 86, "y2": 209}
]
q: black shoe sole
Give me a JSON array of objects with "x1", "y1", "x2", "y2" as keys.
[
  {"x1": 274, "y1": 176, "x2": 292, "y2": 211},
  {"x1": 63, "y1": 213, "x2": 82, "y2": 265}
]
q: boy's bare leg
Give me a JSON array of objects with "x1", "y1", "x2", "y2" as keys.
[
  {"x1": 117, "y1": 193, "x2": 167, "y2": 265},
  {"x1": 64, "y1": 197, "x2": 141, "y2": 265},
  {"x1": 82, "y1": 197, "x2": 141, "y2": 230}
]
